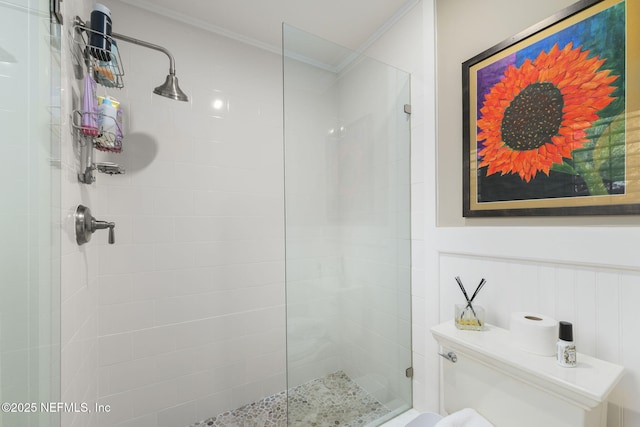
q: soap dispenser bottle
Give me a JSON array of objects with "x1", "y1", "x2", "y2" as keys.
[{"x1": 557, "y1": 321, "x2": 577, "y2": 367}]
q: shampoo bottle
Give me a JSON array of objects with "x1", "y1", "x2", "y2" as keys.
[
  {"x1": 89, "y1": 3, "x2": 112, "y2": 61},
  {"x1": 97, "y1": 97, "x2": 117, "y2": 147},
  {"x1": 557, "y1": 321, "x2": 577, "y2": 367}
]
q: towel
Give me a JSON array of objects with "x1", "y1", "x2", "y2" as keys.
[{"x1": 434, "y1": 408, "x2": 494, "y2": 427}]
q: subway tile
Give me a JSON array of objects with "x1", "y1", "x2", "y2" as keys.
[
  {"x1": 130, "y1": 380, "x2": 180, "y2": 418},
  {"x1": 111, "y1": 414, "x2": 157, "y2": 427},
  {"x1": 97, "y1": 333, "x2": 133, "y2": 367},
  {"x1": 96, "y1": 391, "x2": 134, "y2": 427},
  {"x1": 191, "y1": 341, "x2": 244, "y2": 371},
  {"x1": 99, "y1": 357, "x2": 157, "y2": 395},
  {"x1": 98, "y1": 300, "x2": 155, "y2": 335},
  {"x1": 241, "y1": 306, "x2": 286, "y2": 335},
  {"x1": 176, "y1": 371, "x2": 215, "y2": 404},
  {"x1": 97, "y1": 274, "x2": 133, "y2": 306},
  {"x1": 154, "y1": 349, "x2": 201, "y2": 382},
  {"x1": 131, "y1": 271, "x2": 177, "y2": 301},
  {"x1": 154, "y1": 242, "x2": 197, "y2": 271},
  {"x1": 132, "y1": 216, "x2": 175, "y2": 244},
  {"x1": 154, "y1": 293, "x2": 216, "y2": 325},
  {"x1": 231, "y1": 381, "x2": 264, "y2": 412},
  {"x1": 172, "y1": 162, "x2": 211, "y2": 191},
  {"x1": 157, "y1": 401, "x2": 198, "y2": 427},
  {"x1": 152, "y1": 188, "x2": 194, "y2": 216},
  {"x1": 106, "y1": 187, "x2": 155, "y2": 216},
  {"x1": 98, "y1": 244, "x2": 156, "y2": 275},
  {"x1": 132, "y1": 326, "x2": 176, "y2": 359},
  {"x1": 258, "y1": 372, "x2": 287, "y2": 399},
  {"x1": 246, "y1": 351, "x2": 286, "y2": 383},
  {"x1": 171, "y1": 268, "x2": 212, "y2": 296},
  {"x1": 194, "y1": 391, "x2": 232, "y2": 423}
]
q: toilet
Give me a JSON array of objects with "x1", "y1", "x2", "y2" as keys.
[{"x1": 419, "y1": 321, "x2": 624, "y2": 427}]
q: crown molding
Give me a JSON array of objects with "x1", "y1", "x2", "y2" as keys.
[{"x1": 118, "y1": 0, "x2": 420, "y2": 66}]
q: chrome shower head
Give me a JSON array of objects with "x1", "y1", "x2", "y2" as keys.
[
  {"x1": 106, "y1": 29, "x2": 190, "y2": 102},
  {"x1": 154, "y1": 73, "x2": 189, "y2": 102}
]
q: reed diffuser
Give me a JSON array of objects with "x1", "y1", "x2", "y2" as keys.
[{"x1": 454, "y1": 276, "x2": 486, "y2": 331}]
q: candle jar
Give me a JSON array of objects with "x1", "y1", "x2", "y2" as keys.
[{"x1": 455, "y1": 304, "x2": 485, "y2": 331}]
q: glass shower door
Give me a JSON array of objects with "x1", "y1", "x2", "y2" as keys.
[
  {"x1": 283, "y1": 25, "x2": 412, "y2": 426},
  {"x1": 0, "y1": 1, "x2": 61, "y2": 426}
]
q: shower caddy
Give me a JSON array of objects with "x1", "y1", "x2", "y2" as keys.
[
  {"x1": 72, "y1": 15, "x2": 126, "y2": 184},
  {"x1": 72, "y1": 12, "x2": 188, "y2": 184}
]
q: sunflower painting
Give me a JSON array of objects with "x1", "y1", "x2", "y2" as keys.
[{"x1": 463, "y1": 0, "x2": 640, "y2": 216}]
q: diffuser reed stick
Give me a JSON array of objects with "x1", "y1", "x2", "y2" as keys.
[
  {"x1": 455, "y1": 276, "x2": 486, "y2": 328},
  {"x1": 467, "y1": 278, "x2": 486, "y2": 309}
]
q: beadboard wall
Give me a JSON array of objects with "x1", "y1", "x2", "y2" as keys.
[{"x1": 438, "y1": 252, "x2": 639, "y2": 425}]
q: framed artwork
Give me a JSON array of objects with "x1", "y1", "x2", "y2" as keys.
[{"x1": 463, "y1": 0, "x2": 640, "y2": 217}]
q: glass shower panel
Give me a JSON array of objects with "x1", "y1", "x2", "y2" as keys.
[
  {"x1": 283, "y1": 25, "x2": 412, "y2": 426},
  {"x1": 0, "y1": 1, "x2": 61, "y2": 426}
]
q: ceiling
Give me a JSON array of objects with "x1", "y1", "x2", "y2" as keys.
[{"x1": 119, "y1": 0, "x2": 418, "y2": 53}]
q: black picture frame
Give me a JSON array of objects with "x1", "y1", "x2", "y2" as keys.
[{"x1": 462, "y1": 0, "x2": 639, "y2": 217}]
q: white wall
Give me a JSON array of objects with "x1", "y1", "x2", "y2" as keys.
[
  {"x1": 61, "y1": 1, "x2": 285, "y2": 426},
  {"x1": 433, "y1": 1, "x2": 640, "y2": 426}
]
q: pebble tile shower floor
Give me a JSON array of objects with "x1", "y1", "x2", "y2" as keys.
[{"x1": 189, "y1": 371, "x2": 389, "y2": 427}]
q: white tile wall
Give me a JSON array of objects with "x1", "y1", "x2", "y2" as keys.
[
  {"x1": 59, "y1": 0, "x2": 100, "y2": 426},
  {"x1": 59, "y1": 1, "x2": 285, "y2": 426},
  {"x1": 90, "y1": 2, "x2": 285, "y2": 424}
]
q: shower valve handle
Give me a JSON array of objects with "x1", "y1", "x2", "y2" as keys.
[
  {"x1": 75, "y1": 205, "x2": 116, "y2": 245},
  {"x1": 93, "y1": 219, "x2": 116, "y2": 244}
]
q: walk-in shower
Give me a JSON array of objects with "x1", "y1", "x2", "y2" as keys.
[
  {"x1": 2, "y1": 1, "x2": 411, "y2": 426},
  {"x1": 188, "y1": 23, "x2": 413, "y2": 427},
  {"x1": 282, "y1": 25, "x2": 413, "y2": 426}
]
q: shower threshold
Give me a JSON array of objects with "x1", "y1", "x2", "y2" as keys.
[{"x1": 189, "y1": 370, "x2": 389, "y2": 427}]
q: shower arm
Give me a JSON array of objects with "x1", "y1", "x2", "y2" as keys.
[
  {"x1": 74, "y1": 17, "x2": 177, "y2": 75},
  {"x1": 111, "y1": 32, "x2": 177, "y2": 76}
]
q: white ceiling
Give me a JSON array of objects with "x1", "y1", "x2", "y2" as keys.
[{"x1": 119, "y1": 0, "x2": 418, "y2": 53}]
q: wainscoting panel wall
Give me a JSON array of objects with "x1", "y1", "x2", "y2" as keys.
[{"x1": 438, "y1": 253, "x2": 640, "y2": 426}]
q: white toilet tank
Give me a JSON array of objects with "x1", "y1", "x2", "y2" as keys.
[{"x1": 431, "y1": 321, "x2": 624, "y2": 427}]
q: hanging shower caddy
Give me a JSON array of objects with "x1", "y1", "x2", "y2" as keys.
[
  {"x1": 72, "y1": 15, "x2": 126, "y2": 184},
  {"x1": 71, "y1": 10, "x2": 189, "y2": 184},
  {"x1": 72, "y1": 16, "x2": 124, "y2": 89}
]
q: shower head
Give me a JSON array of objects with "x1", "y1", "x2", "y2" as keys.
[
  {"x1": 109, "y1": 30, "x2": 190, "y2": 102},
  {"x1": 154, "y1": 73, "x2": 189, "y2": 102},
  {"x1": 74, "y1": 17, "x2": 190, "y2": 102}
]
